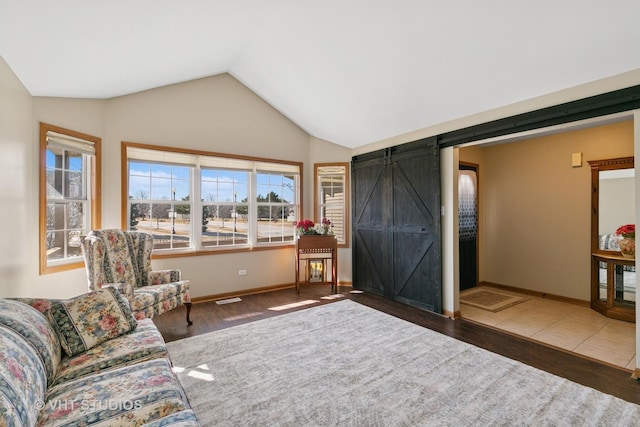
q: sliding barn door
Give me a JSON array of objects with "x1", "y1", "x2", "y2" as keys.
[
  {"x1": 351, "y1": 150, "x2": 389, "y2": 296},
  {"x1": 352, "y1": 137, "x2": 442, "y2": 313}
]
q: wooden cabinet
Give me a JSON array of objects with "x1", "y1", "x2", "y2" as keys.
[
  {"x1": 591, "y1": 253, "x2": 636, "y2": 322},
  {"x1": 295, "y1": 235, "x2": 338, "y2": 293}
]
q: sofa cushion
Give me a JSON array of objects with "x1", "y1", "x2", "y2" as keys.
[
  {"x1": 39, "y1": 358, "x2": 189, "y2": 427},
  {"x1": 47, "y1": 288, "x2": 138, "y2": 357},
  {"x1": 0, "y1": 299, "x2": 61, "y2": 384},
  {"x1": 0, "y1": 326, "x2": 48, "y2": 427},
  {"x1": 53, "y1": 319, "x2": 167, "y2": 386},
  {"x1": 10, "y1": 297, "x2": 58, "y2": 314}
]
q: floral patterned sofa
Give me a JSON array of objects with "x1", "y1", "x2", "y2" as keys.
[
  {"x1": 0, "y1": 289, "x2": 200, "y2": 426},
  {"x1": 81, "y1": 229, "x2": 192, "y2": 325}
]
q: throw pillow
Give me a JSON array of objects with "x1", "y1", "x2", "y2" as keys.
[{"x1": 47, "y1": 287, "x2": 138, "y2": 357}]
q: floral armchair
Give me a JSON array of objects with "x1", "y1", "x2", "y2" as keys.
[{"x1": 81, "y1": 229, "x2": 192, "y2": 325}]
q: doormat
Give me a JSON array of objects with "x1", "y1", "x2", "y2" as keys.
[{"x1": 460, "y1": 288, "x2": 528, "y2": 313}]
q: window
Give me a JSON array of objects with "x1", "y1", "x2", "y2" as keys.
[
  {"x1": 123, "y1": 142, "x2": 301, "y2": 254},
  {"x1": 315, "y1": 163, "x2": 349, "y2": 246},
  {"x1": 201, "y1": 169, "x2": 249, "y2": 247},
  {"x1": 256, "y1": 172, "x2": 297, "y2": 244},
  {"x1": 39, "y1": 123, "x2": 101, "y2": 274},
  {"x1": 128, "y1": 162, "x2": 191, "y2": 250}
]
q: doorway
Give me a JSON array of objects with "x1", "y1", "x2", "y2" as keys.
[{"x1": 459, "y1": 163, "x2": 478, "y2": 291}]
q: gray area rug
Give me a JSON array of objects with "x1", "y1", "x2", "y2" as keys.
[{"x1": 166, "y1": 300, "x2": 640, "y2": 426}]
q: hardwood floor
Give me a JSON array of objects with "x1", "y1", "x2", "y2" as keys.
[{"x1": 153, "y1": 286, "x2": 640, "y2": 405}]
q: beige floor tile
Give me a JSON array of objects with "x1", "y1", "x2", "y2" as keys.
[
  {"x1": 531, "y1": 329, "x2": 588, "y2": 351},
  {"x1": 573, "y1": 340, "x2": 635, "y2": 367},
  {"x1": 563, "y1": 312, "x2": 610, "y2": 329},
  {"x1": 596, "y1": 322, "x2": 636, "y2": 343},
  {"x1": 531, "y1": 320, "x2": 604, "y2": 351},
  {"x1": 626, "y1": 358, "x2": 636, "y2": 371},
  {"x1": 492, "y1": 317, "x2": 552, "y2": 338},
  {"x1": 584, "y1": 329, "x2": 636, "y2": 352},
  {"x1": 459, "y1": 306, "x2": 502, "y2": 326},
  {"x1": 460, "y1": 288, "x2": 637, "y2": 370}
]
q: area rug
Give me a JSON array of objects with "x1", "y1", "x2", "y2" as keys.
[
  {"x1": 460, "y1": 287, "x2": 528, "y2": 312},
  {"x1": 166, "y1": 300, "x2": 640, "y2": 426}
]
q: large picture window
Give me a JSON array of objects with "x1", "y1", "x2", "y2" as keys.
[
  {"x1": 123, "y1": 142, "x2": 301, "y2": 254},
  {"x1": 39, "y1": 123, "x2": 101, "y2": 274}
]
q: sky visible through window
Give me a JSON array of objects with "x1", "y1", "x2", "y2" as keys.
[
  {"x1": 46, "y1": 150, "x2": 82, "y2": 170},
  {"x1": 201, "y1": 169, "x2": 248, "y2": 202},
  {"x1": 129, "y1": 162, "x2": 191, "y2": 200},
  {"x1": 129, "y1": 162, "x2": 295, "y2": 203}
]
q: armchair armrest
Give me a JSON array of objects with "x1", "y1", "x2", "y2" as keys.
[
  {"x1": 99, "y1": 283, "x2": 134, "y2": 301},
  {"x1": 148, "y1": 269, "x2": 182, "y2": 285}
]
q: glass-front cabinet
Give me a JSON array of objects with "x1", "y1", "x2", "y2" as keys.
[
  {"x1": 592, "y1": 254, "x2": 635, "y2": 320},
  {"x1": 589, "y1": 157, "x2": 635, "y2": 322}
]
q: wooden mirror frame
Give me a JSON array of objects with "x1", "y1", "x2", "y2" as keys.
[{"x1": 588, "y1": 156, "x2": 635, "y2": 322}]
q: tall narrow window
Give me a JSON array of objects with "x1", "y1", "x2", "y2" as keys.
[
  {"x1": 201, "y1": 169, "x2": 249, "y2": 247},
  {"x1": 315, "y1": 163, "x2": 349, "y2": 246},
  {"x1": 39, "y1": 123, "x2": 101, "y2": 274}
]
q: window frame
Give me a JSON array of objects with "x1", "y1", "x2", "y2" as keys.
[
  {"x1": 39, "y1": 122, "x2": 102, "y2": 274},
  {"x1": 122, "y1": 141, "x2": 302, "y2": 257},
  {"x1": 314, "y1": 162, "x2": 349, "y2": 248}
]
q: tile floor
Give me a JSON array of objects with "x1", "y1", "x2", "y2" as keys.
[{"x1": 460, "y1": 286, "x2": 637, "y2": 371}]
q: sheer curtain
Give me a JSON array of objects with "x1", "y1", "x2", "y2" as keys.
[{"x1": 458, "y1": 170, "x2": 477, "y2": 242}]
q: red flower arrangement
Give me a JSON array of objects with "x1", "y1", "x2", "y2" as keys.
[
  {"x1": 615, "y1": 224, "x2": 635, "y2": 239},
  {"x1": 294, "y1": 218, "x2": 333, "y2": 236}
]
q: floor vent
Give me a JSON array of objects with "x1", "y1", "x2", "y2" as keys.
[{"x1": 216, "y1": 297, "x2": 242, "y2": 305}]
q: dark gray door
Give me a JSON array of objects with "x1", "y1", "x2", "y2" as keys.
[{"x1": 352, "y1": 137, "x2": 441, "y2": 313}]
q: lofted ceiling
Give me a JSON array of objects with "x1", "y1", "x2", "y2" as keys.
[{"x1": 1, "y1": 0, "x2": 639, "y2": 149}]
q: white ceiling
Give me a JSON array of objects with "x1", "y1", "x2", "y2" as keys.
[{"x1": 1, "y1": 0, "x2": 639, "y2": 149}]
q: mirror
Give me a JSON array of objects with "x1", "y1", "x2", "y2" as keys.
[
  {"x1": 599, "y1": 168, "x2": 635, "y2": 251},
  {"x1": 589, "y1": 157, "x2": 635, "y2": 254}
]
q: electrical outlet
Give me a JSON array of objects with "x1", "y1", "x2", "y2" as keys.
[{"x1": 238, "y1": 269, "x2": 247, "y2": 276}]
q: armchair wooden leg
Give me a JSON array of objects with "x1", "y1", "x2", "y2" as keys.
[{"x1": 185, "y1": 302, "x2": 193, "y2": 326}]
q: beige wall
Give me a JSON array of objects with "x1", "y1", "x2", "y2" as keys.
[
  {"x1": 1, "y1": 66, "x2": 352, "y2": 299},
  {"x1": 1, "y1": 51, "x2": 636, "y2": 303},
  {"x1": 460, "y1": 120, "x2": 634, "y2": 301},
  {"x1": 0, "y1": 56, "x2": 33, "y2": 297},
  {"x1": 102, "y1": 75, "x2": 309, "y2": 298}
]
